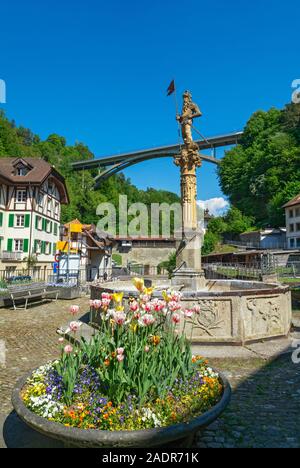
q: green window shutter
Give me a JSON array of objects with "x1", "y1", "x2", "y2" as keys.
[
  {"x1": 42, "y1": 218, "x2": 46, "y2": 231},
  {"x1": 35, "y1": 216, "x2": 38, "y2": 230},
  {"x1": 7, "y1": 239, "x2": 13, "y2": 252},
  {"x1": 50, "y1": 221, "x2": 52, "y2": 233},
  {"x1": 23, "y1": 239, "x2": 29, "y2": 253},
  {"x1": 25, "y1": 214, "x2": 30, "y2": 228},
  {"x1": 0, "y1": 212, "x2": 3, "y2": 227},
  {"x1": 54, "y1": 223, "x2": 57, "y2": 236},
  {"x1": 53, "y1": 243, "x2": 56, "y2": 255},
  {"x1": 41, "y1": 241, "x2": 45, "y2": 254},
  {"x1": 34, "y1": 240, "x2": 37, "y2": 253},
  {"x1": 8, "y1": 214, "x2": 14, "y2": 227}
]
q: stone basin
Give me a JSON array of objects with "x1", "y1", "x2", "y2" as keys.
[
  {"x1": 90, "y1": 279, "x2": 292, "y2": 345},
  {"x1": 12, "y1": 368, "x2": 231, "y2": 448}
]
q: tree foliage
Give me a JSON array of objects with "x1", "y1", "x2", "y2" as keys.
[
  {"x1": 0, "y1": 111, "x2": 180, "y2": 228},
  {"x1": 218, "y1": 102, "x2": 300, "y2": 227}
]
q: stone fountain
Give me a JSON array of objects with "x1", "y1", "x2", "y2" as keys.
[{"x1": 91, "y1": 90, "x2": 292, "y2": 346}]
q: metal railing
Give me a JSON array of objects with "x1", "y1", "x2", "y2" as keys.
[
  {"x1": 224, "y1": 239, "x2": 288, "y2": 250},
  {"x1": 0, "y1": 251, "x2": 23, "y2": 261}
]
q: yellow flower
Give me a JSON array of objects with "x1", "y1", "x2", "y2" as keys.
[
  {"x1": 130, "y1": 323, "x2": 138, "y2": 333},
  {"x1": 112, "y1": 292, "x2": 124, "y2": 304},
  {"x1": 143, "y1": 286, "x2": 155, "y2": 296},
  {"x1": 133, "y1": 277, "x2": 144, "y2": 292},
  {"x1": 162, "y1": 290, "x2": 170, "y2": 302}
]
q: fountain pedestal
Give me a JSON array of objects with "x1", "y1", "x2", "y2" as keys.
[{"x1": 171, "y1": 140, "x2": 206, "y2": 290}]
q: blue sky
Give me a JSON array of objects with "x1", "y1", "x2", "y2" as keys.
[{"x1": 0, "y1": 0, "x2": 299, "y2": 211}]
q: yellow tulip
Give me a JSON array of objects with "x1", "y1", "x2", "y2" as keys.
[
  {"x1": 143, "y1": 286, "x2": 155, "y2": 296},
  {"x1": 112, "y1": 292, "x2": 124, "y2": 304},
  {"x1": 162, "y1": 290, "x2": 170, "y2": 302},
  {"x1": 133, "y1": 277, "x2": 144, "y2": 292}
]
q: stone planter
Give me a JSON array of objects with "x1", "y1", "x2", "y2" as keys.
[
  {"x1": 12, "y1": 368, "x2": 231, "y2": 448},
  {"x1": 47, "y1": 286, "x2": 81, "y2": 300}
]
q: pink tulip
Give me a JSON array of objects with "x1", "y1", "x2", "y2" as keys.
[
  {"x1": 193, "y1": 305, "x2": 201, "y2": 314},
  {"x1": 70, "y1": 305, "x2": 79, "y2": 315},
  {"x1": 144, "y1": 345, "x2": 150, "y2": 353},
  {"x1": 114, "y1": 312, "x2": 126, "y2": 325},
  {"x1": 172, "y1": 313, "x2": 181, "y2": 324},
  {"x1": 129, "y1": 301, "x2": 139, "y2": 312},
  {"x1": 93, "y1": 300, "x2": 102, "y2": 309},
  {"x1": 142, "y1": 314, "x2": 155, "y2": 326},
  {"x1": 102, "y1": 298, "x2": 111, "y2": 307},
  {"x1": 69, "y1": 321, "x2": 81, "y2": 332},
  {"x1": 184, "y1": 309, "x2": 194, "y2": 318},
  {"x1": 117, "y1": 354, "x2": 124, "y2": 362},
  {"x1": 101, "y1": 292, "x2": 112, "y2": 300},
  {"x1": 169, "y1": 301, "x2": 181, "y2": 312},
  {"x1": 89, "y1": 300, "x2": 94, "y2": 308},
  {"x1": 64, "y1": 344, "x2": 73, "y2": 354},
  {"x1": 117, "y1": 347, "x2": 124, "y2": 355}
]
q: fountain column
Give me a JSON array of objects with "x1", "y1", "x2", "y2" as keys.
[{"x1": 171, "y1": 90, "x2": 206, "y2": 290}]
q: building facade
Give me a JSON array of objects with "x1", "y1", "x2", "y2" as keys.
[
  {"x1": 0, "y1": 157, "x2": 69, "y2": 274},
  {"x1": 60, "y1": 219, "x2": 114, "y2": 281},
  {"x1": 283, "y1": 193, "x2": 300, "y2": 250}
]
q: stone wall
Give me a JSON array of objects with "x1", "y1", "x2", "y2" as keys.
[{"x1": 113, "y1": 246, "x2": 175, "y2": 267}]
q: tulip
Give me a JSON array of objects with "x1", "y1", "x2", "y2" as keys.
[
  {"x1": 58, "y1": 337, "x2": 64, "y2": 343},
  {"x1": 69, "y1": 305, "x2": 79, "y2": 315},
  {"x1": 172, "y1": 313, "x2": 181, "y2": 324},
  {"x1": 133, "y1": 277, "x2": 144, "y2": 292},
  {"x1": 144, "y1": 345, "x2": 150, "y2": 352},
  {"x1": 184, "y1": 309, "x2": 194, "y2": 318},
  {"x1": 112, "y1": 292, "x2": 124, "y2": 304},
  {"x1": 64, "y1": 344, "x2": 73, "y2": 354},
  {"x1": 93, "y1": 299, "x2": 102, "y2": 309},
  {"x1": 142, "y1": 314, "x2": 155, "y2": 326},
  {"x1": 117, "y1": 347, "x2": 124, "y2": 355},
  {"x1": 69, "y1": 321, "x2": 81, "y2": 332},
  {"x1": 117, "y1": 354, "x2": 124, "y2": 362}
]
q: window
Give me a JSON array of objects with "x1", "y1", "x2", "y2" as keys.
[
  {"x1": 47, "y1": 198, "x2": 52, "y2": 214},
  {"x1": 297, "y1": 238, "x2": 300, "y2": 248},
  {"x1": 45, "y1": 242, "x2": 51, "y2": 255},
  {"x1": 16, "y1": 189, "x2": 27, "y2": 203},
  {"x1": 35, "y1": 240, "x2": 42, "y2": 254},
  {"x1": 17, "y1": 167, "x2": 27, "y2": 176},
  {"x1": 296, "y1": 208, "x2": 300, "y2": 217},
  {"x1": 16, "y1": 215, "x2": 25, "y2": 227},
  {"x1": 14, "y1": 239, "x2": 23, "y2": 252},
  {"x1": 38, "y1": 192, "x2": 43, "y2": 207},
  {"x1": 289, "y1": 209, "x2": 294, "y2": 218},
  {"x1": 36, "y1": 216, "x2": 43, "y2": 230},
  {"x1": 297, "y1": 223, "x2": 300, "y2": 232},
  {"x1": 290, "y1": 238, "x2": 295, "y2": 248},
  {"x1": 54, "y1": 202, "x2": 59, "y2": 217},
  {"x1": 46, "y1": 220, "x2": 52, "y2": 233},
  {"x1": 290, "y1": 224, "x2": 294, "y2": 232}
]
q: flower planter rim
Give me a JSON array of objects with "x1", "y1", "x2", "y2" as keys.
[{"x1": 12, "y1": 365, "x2": 231, "y2": 448}]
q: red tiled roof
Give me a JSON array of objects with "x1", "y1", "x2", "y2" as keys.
[{"x1": 283, "y1": 193, "x2": 300, "y2": 208}]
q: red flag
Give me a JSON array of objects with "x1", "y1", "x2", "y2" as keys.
[{"x1": 167, "y1": 80, "x2": 175, "y2": 96}]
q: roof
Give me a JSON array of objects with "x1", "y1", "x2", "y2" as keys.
[
  {"x1": 0, "y1": 157, "x2": 69, "y2": 204},
  {"x1": 64, "y1": 218, "x2": 92, "y2": 230},
  {"x1": 240, "y1": 228, "x2": 286, "y2": 236},
  {"x1": 283, "y1": 193, "x2": 300, "y2": 209}
]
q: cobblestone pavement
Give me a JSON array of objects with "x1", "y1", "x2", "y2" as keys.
[{"x1": 0, "y1": 298, "x2": 299, "y2": 448}]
